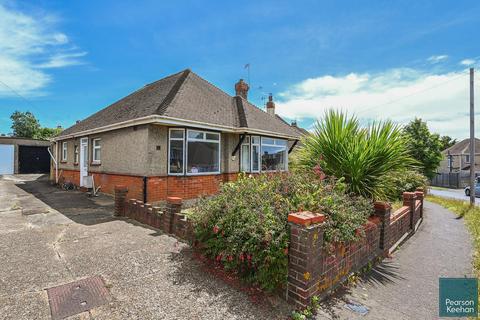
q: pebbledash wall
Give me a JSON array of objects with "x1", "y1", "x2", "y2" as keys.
[
  {"x1": 55, "y1": 124, "x2": 242, "y2": 202},
  {"x1": 115, "y1": 186, "x2": 425, "y2": 309}
]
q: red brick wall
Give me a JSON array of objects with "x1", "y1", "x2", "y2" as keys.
[
  {"x1": 317, "y1": 217, "x2": 380, "y2": 294},
  {"x1": 387, "y1": 206, "x2": 411, "y2": 249},
  {"x1": 58, "y1": 170, "x2": 241, "y2": 202},
  {"x1": 59, "y1": 169, "x2": 80, "y2": 186}
]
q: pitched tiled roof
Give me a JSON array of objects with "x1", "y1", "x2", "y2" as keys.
[
  {"x1": 443, "y1": 138, "x2": 480, "y2": 155},
  {"x1": 59, "y1": 69, "x2": 302, "y2": 139}
]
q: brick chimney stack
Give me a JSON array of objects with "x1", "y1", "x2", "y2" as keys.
[
  {"x1": 266, "y1": 93, "x2": 275, "y2": 116},
  {"x1": 235, "y1": 79, "x2": 249, "y2": 100}
]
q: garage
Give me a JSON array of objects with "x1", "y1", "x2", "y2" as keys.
[
  {"x1": 0, "y1": 144, "x2": 14, "y2": 174},
  {"x1": 19, "y1": 145, "x2": 50, "y2": 173},
  {"x1": 0, "y1": 137, "x2": 51, "y2": 175}
]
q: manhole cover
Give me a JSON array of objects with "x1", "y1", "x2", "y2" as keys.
[{"x1": 46, "y1": 276, "x2": 109, "y2": 319}]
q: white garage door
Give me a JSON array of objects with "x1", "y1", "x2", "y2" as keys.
[{"x1": 0, "y1": 144, "x2": 14, "y2": 174}]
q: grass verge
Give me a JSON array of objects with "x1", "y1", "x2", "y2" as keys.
[{"x1": 427, "y1": 195, "x2": 480, "y2": 276}]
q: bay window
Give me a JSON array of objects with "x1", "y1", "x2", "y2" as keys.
[
  {"x1": 168, "y1": 128, "x2": 221, "y2": 175},
  {"x1": 239, "y1": 135, "x2": 287, "y2": 172}
]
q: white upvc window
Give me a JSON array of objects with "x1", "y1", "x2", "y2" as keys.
[
  {"x1": 239, "y1": 135, "x2": 287, "y2": 172},
  {"x1": 168, "y1": 128, "x2": 221, "y2": 175},
  {"x1": 62, "y1": 142, "x2": 68, "y2": 161},
  {"x1": 168, "y1": 128, "x2": 185, "y2": 175},
  {"x1": 465, "y1": 154, "x2": 470, "y2": 163},
  {"x1": 240, "y1": 136, "x2": 250, "y2": 172},
  {"x1": 92, "y1": 139, "x2": 101, "y2": 163},
  {"x1": 186, "y1": 130, "x2": 221, "y2": 175},
  {"x1": 260, "y1": 137, "x2": 288, "y2": 172}
]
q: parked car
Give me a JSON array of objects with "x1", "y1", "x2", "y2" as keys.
[{"x1": 464, "y1": 177, "x2": 480, "y2": 196}]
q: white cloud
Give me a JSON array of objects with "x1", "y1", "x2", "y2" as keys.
[
  {"x1": 460, "y1": 59, "x2": 475, "y2": 66},
  {"x1": 277, "y1": 68, "x2": 474, "y2": 139},
  {"x1": 427, "y1": 55, "x2": 448, "y2": 63},
  {"x1": 0, "y1": 3, "x2": 86, "y2": 97}
]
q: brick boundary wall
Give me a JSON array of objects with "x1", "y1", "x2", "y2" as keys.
[
  {"x1": 287, "y1": 190, "x2": 424, "y2": 308},
  {"x1": 114, "y1": 186, "x2": 424, "y2": 309},
  {"x1": 114, "y1": 187, "x2": 194, "y2": 242}
]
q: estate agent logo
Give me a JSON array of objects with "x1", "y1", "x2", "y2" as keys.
[{"x1": 439, "y1": 278, "x2": 478, "y2": 317}]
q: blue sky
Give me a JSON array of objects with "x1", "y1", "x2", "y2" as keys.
[{"x1": 0, "y1": 0, "x2": 479, "y2": 138}]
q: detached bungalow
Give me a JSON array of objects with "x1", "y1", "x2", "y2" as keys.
[{"x1": 53, "y1": 69, "x2": 303, "y2": 202}]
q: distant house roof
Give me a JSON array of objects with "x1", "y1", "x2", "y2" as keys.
[
  {"x1": 443, "y1": 138, "x2": 480, "y2": 155},
  {"x1": 58, "y1": 69, "x2": 302, "y2": 139}
]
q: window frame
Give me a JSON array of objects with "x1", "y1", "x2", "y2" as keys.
[
  {"x1": 74, "y1": 145, "x2": 79, "y2": 164},
  {"x1": 168, "y1": 128, "x2": 186, "y2": 175},
  {"x1": 62, "y1": 141, "x2": 68, "y2": 161},
  {"x1": 466, "y1": 154, "x2": 470, "y2": 164},
  {"x1": 92, "y1": 138, "x2": 101, "y2": 163},
  {"x1": 185, "y1": 129, "x2": 221, "y2": 176},
  {"x1": 240, "y1": 136, "x2": 251, "y2": 172}
]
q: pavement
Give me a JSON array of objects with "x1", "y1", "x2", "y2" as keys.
[
  {"x1": 315, "y1": 201, "x2": 474, "y2": 320},
  {"x1": 0, "y1": 175, "x2": 474, "y2": 320},
  {"x1": 0, "y1": 175, "x2": 291, "y2": 320}
]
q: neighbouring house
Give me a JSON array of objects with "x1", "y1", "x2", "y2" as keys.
[
  {"x1": 52, "y1": 69, "x2": 305, "y2": 203},
  {"x1": 0, "y1": 137, "x2": 51, "y2": 175},
  {"x1": 433, "y1": 138, "x2": 480, "y2": 188},
  {"x1": 438, "y1": 138, "x2": 480, "y2": 174}
]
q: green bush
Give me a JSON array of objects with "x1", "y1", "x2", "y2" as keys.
[
  {"x1": 293, "y1": 110, "x2": 416, "y2": 200},
  {"x1": 191, "y1": 172, "x2": 372, "y2": 291},
  {"x1": 383, "y1": 169, "x2": 428, "y2": 201}
]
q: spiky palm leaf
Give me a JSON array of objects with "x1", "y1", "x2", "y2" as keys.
[{"x1": 295, "y1": 110, "x2": 416, "y2": 199}]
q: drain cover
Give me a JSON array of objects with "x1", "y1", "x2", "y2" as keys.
[{"x1": 46, "y1": 276, "x2": 109, "y2": 319}]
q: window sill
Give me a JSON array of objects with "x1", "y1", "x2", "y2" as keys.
[
  {"x1": 90, "y1": 162, "x2": 101, "y2": 166},
  {"x1": 73, "y1": 162, "x2": 79, "y2": 166},
  {"x1": 60, "y1": 161, "x2": 67, "y2": 164}
]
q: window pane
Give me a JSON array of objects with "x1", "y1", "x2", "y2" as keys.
[
  {"x1": 94, "y1": 148, "x2": 101, "y2": 161},
  {"x1": 252, "y1": 145, "x2": 259, "y2": 171},
  {"x1": 243, "y1": 136, "x2": 250, "y2": 144},
  {"x1": 275, "y1": 139, "x2": 287, "y2": 146},
  {"x1": 94, "y1": 139, "x2": 100, "y2": 147},
  {"x1": 241, "y1": 144, "x2": 250, "y2": 172},
  {"x1": 188, "y1": 130, "x2": 204, "y2": 140},
  {"x1": 187, "y1": 141, "x2": 219, "y2": 173},
  {"x1": 169, "y1": 140, "x2": 184, "y2": 173},
  {"x1": 206, "y1": 133, "x2": 219, "y2": 141},
  {"x1": 170, "y1": 129, "x2": 184, "y2": 139},
  {"x1": 252, "y1": 136, "x2": 260, "y2": 144},
  {"x1": 261, "y1": 137, "x2": 275, "y2": 145},
  {"x1": 261, "y1": 145, "x2": 286, "y2": 171}
]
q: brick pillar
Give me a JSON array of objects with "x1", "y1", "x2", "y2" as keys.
[
  {"x1": 415, "y1": 189, "x2": 424, "y2": 218},
  {"x1": 114, "y1": 185, "x2": 128, "y2": 217},
  {"x1": 165, "y1": 197, "x2": 182, "y2": 234},
  {"x1": 374, "y1": 201, "x2": 391, "y2": 254},
  {"x1": 286, "y1": 211, "x2": 325, "y2": 309},
  {"x1": 403, "y1": 192, "x2": 417, "y2": 230}
]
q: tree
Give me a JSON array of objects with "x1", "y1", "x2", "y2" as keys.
[
  {"x1": 10, "y1": 111, "x2": 40, "y2": 138},
  {"x1": 439, "y1": 135, "x2": 457, "y2": 151},
  {"x1": 10, "y1": 111, "x2": 61, "y2": 139},
  {"x1": 403, "y1": 118, "x2": 443, "y2": 179}
]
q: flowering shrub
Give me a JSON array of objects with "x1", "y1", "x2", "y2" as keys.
[
  {"x1": 191, "y1": 172, "x2": 372, "y2": 291},
  {"x1": 383, "y1": 169, "x2": 428, "y2": 201}
]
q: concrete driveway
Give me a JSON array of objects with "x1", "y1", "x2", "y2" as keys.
[{"x1": 0, "y1": 175, "x2": 290, "y2": 320}]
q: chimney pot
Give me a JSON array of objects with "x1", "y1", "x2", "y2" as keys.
[
  {"x1": 266, "y1": 93, "x2": 275, "y2": 116},
  {"x1": 291, "y1": 120, "x2": 297, "y2": 127},
  {"x1": 235, "y1": 79, "x2": 249, "y2": 100}
]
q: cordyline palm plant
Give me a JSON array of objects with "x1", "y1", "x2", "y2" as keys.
[{"x1": 295, "y1": 110, "x2": 416, "y2": 200}]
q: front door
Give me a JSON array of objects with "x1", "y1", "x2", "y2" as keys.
[{"x1": 80, "y1": 138, "x2": 88, "y2": 187}]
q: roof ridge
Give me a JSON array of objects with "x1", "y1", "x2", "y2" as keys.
[
  {"x1": 234, "y1": 96, "x2": 248, "y2": 128},
  {"x1": 155, "y1": 69, "x2": 191, "y2": 115},
  {"x1": 145, "y1": 69, "x2": 190, "y2": 87}
]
